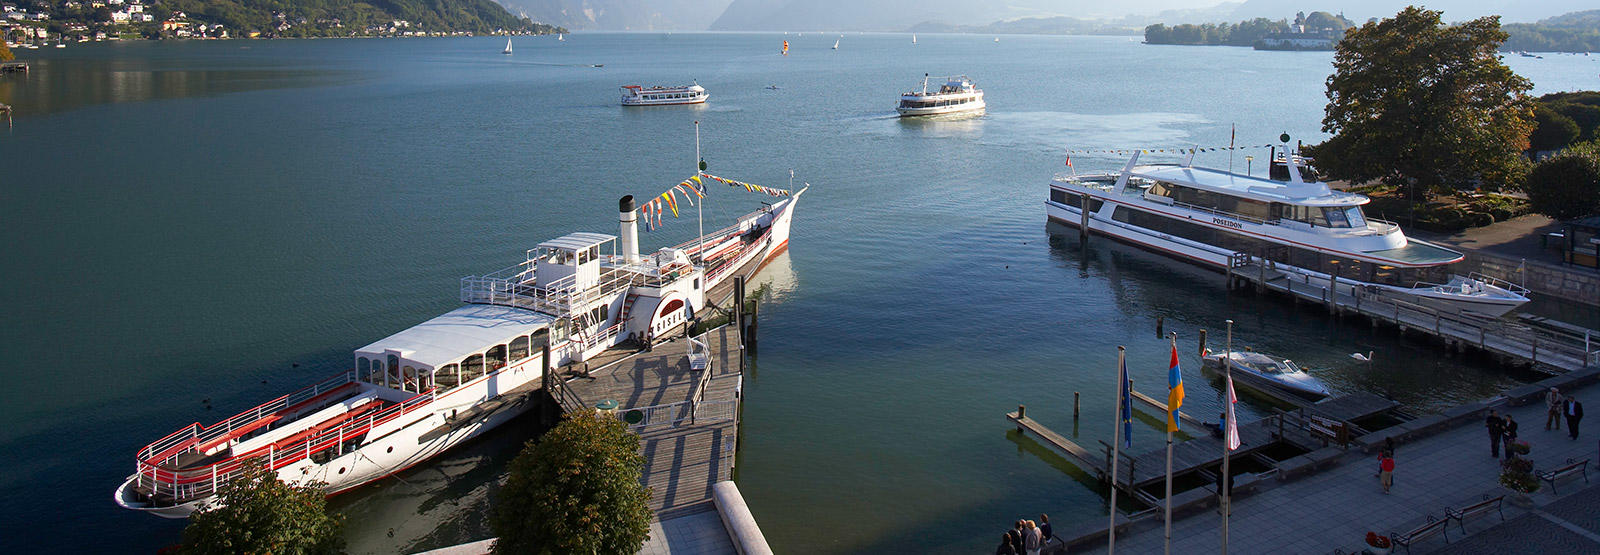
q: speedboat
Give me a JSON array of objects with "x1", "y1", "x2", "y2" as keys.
[
  {"x1": 1204, "y1": 350, "x2": 1330, "y2": 399},
  {"x1": 1045, "y1": 145, "x2": 1531, "y2": 317},
  {"x1": 115, "y1": 161, "x2": 806, "y2": 519},
  {"x1": 896, "y1": 74, "x2": 985, "y2": 117},
  {"x1": 620, "y1": 83, "x2": 709, "y2": 106}
]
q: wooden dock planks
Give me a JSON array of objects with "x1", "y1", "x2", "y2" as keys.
[{"x1": 559, "y1": 325, "x2": 744, "y2": 518}]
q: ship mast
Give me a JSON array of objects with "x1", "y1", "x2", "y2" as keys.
[{"x1": 695, "y1": 121, "x2": 705, "y2": 267}]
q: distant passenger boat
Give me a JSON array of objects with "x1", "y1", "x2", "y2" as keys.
[
  {"x1": 1045, "y1": 150, "x2": 1531, "y2": 317},
  {"x1": 620, "y1": 83, "x2": 709, "y2": 106},
  {"x1": 503, "y1": 39, "x2": 512, "y2": 55},
  {"x1": 896, "y1": 74, "x2": 985, "y2": 117}
]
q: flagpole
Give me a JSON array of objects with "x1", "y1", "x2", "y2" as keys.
[
  {"x1": 1108, "y1": 345, "x2": 1125, "y2": 554},
  {"x1": 1164, "y1": 332, "x2": 1177, "y2": 555},
  {"x1": 1221, "y1": 319, "x2": 1234, "y2": 554},
  {"x1": 695, "y1": 121, "x2": 704, "y2": 267},
  {"x1": 1228, "y1": 124, "x2": 1236, "y2": 173}
]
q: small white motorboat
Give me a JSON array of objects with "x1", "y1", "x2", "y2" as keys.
[{"x1": 1203, "y1": 350, "x2": 1330, "y2": 399}]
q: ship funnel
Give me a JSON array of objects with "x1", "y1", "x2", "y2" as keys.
[{"x1": 619, "y1": 195, "x2": 640, "y2": 264}]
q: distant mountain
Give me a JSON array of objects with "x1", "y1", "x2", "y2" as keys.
[
  {"x1": 1502, "y1": 9, "x2": 1600, "y2": 52},
  {"x1": 492, "y1": 0, "x2": 731, "y2": 30},
  {"x1": 708, "y1": 0, "x2": 1233, "y2": 32},
  {"x1": 908, "y1": 4, "x2": 1244, "y2": 36}
]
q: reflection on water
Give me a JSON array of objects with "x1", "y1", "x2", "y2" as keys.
[{"x1": 0, "y1": 56, "x2": 344, "y2": 117}]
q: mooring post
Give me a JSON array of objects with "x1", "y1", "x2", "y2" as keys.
[
  {"x1": 1198, "y1": 329, "x2": 1208, "y2": 357},
  {"x1": 1257, "y1": 256, "x2": 1266, "y2": 293},
  {"x1": 1156, "y1": 316, "x2": 1164, "y2": 337},
  {"x1": 1074, "y1": 391, "x2": 1081, "y2": 419},
  {"x1": 1017, "y1": 404, "x2": 1027, "y2": 432},
  {"x1": 1079, "y1": 193, "x2": 1091, "y2": 239}
]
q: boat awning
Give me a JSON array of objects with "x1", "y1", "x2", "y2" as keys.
[
  {"x1": 537, "y1": 232, "x2": 615, "y2": 252},
  {"x1": 1363, "y1": 240, "x2": 1464, "y2": 266},
  {"x1": 356, "y1": 305, "x2": 553, "y2": 369}
]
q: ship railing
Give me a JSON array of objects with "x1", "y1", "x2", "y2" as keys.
[
  {"x1": 1364, "y1": 218, "x2": 1401, "y2": 235},
  {"x1": 138, "y1": 371, "x2": 357, "y2": 466},
  {"x1": 621, "y1": 398, "x2": 737, "y2": 434},
  {"x1": 463, "y1": 259, "x2": 670, "y2": 315},
  {"x1": 133, "y1": 389, "x2": 436, "y2": 505},
  {"x1": 1467, "y1": 272, "x2": 1531, "y2": 296},
  {"x1": 1170, "y1": 200, "x2": 1269, "y2": 226}
]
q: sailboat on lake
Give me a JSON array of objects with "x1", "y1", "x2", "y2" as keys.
[
  {"x1": 502, "y1": 39, "x2": 512, "y2": 55},
  {"x1": 832, "y1": 38, "x2": 839, "y2": 50}
]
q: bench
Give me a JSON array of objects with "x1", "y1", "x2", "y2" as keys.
[
  {"x1": 1390, "y1": 515, "x2": 1449, "y2": 553},
  {"x1": 1539, "y1": 458, "x2": 1589, "y2": 494},
  {"x1": 1447, "y1": 494, "x2": 1505, "y2": 533}
]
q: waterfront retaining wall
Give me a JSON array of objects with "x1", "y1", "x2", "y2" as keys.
[{"x1": 1461, "y1": 251, "x2": 1600, "y2": 307}]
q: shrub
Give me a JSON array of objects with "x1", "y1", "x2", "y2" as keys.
[
  {"x1": 179, "y1": 461, "x2": 344, "y2": 555},
  {"x1": 1525, "y1": 142, "x2": 1600, "y2": 220},
  {"x1": 491, "y1": 412, "x2": 653, "y2": 555}
]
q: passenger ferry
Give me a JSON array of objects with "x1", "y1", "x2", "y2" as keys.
[
  {"x1": 1046, "y1": 149, "x2": 1530, "y2": 317},
  {"x1": 895, "y1": 74, "x2": 985, "y2": 117},
  {"x1": 620, "y1": 84, "x2": 709, "y2": 106},
  {"x1": 115, "y1": 186, "x2": 805, "y2": 518}
]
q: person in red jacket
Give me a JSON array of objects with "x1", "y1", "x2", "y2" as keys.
[{"x1": 1379, "y1": 454, "x2": 1395, "y2": 494}]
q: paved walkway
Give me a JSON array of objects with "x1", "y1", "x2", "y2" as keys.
[
  {"x1": 1086, "y1": 384, "x2": 1599, "y2": 554},
  {"x1": 411, "y1": 511, "x2": 736, "y2": 555},
  {"x1": 1440, "y1": 481, "x2": 1600, "y2": 553},
  {"x1": 1409, "y1": 214, "x2": 1564, "y2": 266}
]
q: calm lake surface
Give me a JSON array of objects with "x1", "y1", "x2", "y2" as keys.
[{"x1": 3, "y1": 33, "x2": 1597, "y2": 553}]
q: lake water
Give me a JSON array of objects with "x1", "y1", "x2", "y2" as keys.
[{"x1": 2, "y1": 34, "x2": 1596, "y2": 553}]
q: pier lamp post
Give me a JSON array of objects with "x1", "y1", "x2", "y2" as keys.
[{"x1": 1245, "y1": 156, "x2": 1254, "y2": 176}]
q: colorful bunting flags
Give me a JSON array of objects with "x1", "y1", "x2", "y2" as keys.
[
  {"x1": 632, "y1": 172, "x2": 790, "y2": 232},
  {"x1": 1064, "y1": 144, "x2": 1275, "y2": 155}
]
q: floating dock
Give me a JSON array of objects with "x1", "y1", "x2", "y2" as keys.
[
  {"x1": 1008, "y1": 388, "x2": 1402, "y2": 507},
  {"x1": 1225, "y1": 252, "x2": 1598, "y2": 372}
]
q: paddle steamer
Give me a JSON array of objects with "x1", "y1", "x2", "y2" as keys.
[{"x1": 116, "y1": 184, "x2": 803, "y2": 518}]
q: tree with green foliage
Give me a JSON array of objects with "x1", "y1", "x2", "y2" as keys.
[
  {"x1": 1313, "y1": 7, "x2": 1535, "y2": 202},
  {"x1": 1525, "y1": 142, "x2": 1600, "y2": 221},
  {"x1": 492, "y1": 412, "x2": 653, "y2": 555},
  {"x1": 179, "y1": 462, "x2": 345, "y2": 555},
  {"x1": 1531, "y1": 105, "x2": 1582, "y2": 152},
  {"x1": 0, "y1": 42, "x2": 13, "y2": 62}
]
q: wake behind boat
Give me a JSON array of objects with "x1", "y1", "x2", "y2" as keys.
[
  {"x1": 1045, "y1": 145, "x2": 1530, "y2": 318},
  {"x1": 621, "y1": 83, "x2": 709, "y2": 106},
  {"x1": 115, "y1": 157, "x2": 805, "y2": 519}
]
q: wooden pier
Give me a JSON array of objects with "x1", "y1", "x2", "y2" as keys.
[
  {"x1": 0, "y1": 62, "x2": 27, "y2": 74},
  {"x1": 1225, "y1": 253, "x2": 1598, "y2": 372},
  {"x1": 550, "y1": 324, "x2": 745, "y2": 519},
  {"x1": 1008, "y1": 389, "x2": 1401, "y2": 507}
]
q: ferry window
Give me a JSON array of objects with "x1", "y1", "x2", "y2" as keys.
[
  {"x1": 462, "y1": 355, "x2": 484, "y2": 383},
  {"x1": 419, "y1": 370, "x2": 432, "y2": 393},
  {"x1": 486, "y1": 345, "x2": 507, "y2": 370},
  {"x1": 694, "y1": 278, "x2": 700, "y2": 290},
  {"x1": 553, "y1": 319, "x2": 570, "y2": 343},
  {"x1": 577, "y1": 249, "x2": 588, "y2": 264},
  {"x1": 1323, "y1": 207, "x2": 1351, "y2": 228},
  {"x1": 1344, "y1": 207, "x2": 1368, "y2": 228},
  {"x1": 358, "y1": 357, "x2": 370, "y2": 382},
  {"x1": 1148, "y1": 183, "x2": 1171, "y2": 197},
  {"x1": 388, "y1": 357, "x2": 401, "y2": 387},
  {"x1": 402, "y1": 366, "x2": 417, "y2": 393},
  {"x1": 436, "y1": 364, "x2": 459, "y2": 392},
  {"x1": 531, "y1": 328, "x2": 550, "y2": 352},
  {"x1": 510, "y1": 335, "x2": 530, "y2": 361}
]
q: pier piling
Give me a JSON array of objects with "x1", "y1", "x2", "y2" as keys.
[
  {"x1": 1074, "y1": 392, "x2": 1080, "y2": 419},
  {"x1": 1156, "y1": 316, "x2": 1164, "y2": 337},
  {"x1": 1198, "y1": 329, "x2": 1207, "y2": 357},
  {"x1": 1018, "y1": 405, "x2": 1027, "y2": 432},
  {"x1": 1079, "y1": 193, "x2": 1091, "y2": 239}
]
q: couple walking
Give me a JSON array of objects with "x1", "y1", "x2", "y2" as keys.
[
  {"x1": 1486, "y1": 411, "x2": 1519, "y2": 459},
  {"x1": 1545, "y1": 388, "x2": 1586, "y2": 439}
]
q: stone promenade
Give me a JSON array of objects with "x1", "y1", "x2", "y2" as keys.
[{"x1": 1084, "y1": 373, "x2": 1600, "y2": 554}]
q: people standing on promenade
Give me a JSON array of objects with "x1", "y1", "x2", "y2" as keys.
[
  {"x1": 1038, "y1": 514, "x2": 1053, "y2": 545},
  {"x1": 995, "y1": 532, "x2": 1017, "y2": 555},
  {"x1": 1379, "y1": 453, "x2": 1395, "y2": 494},
  {"x1": 1567, "y1": 398, "x2": 1584, "y2": 440},
  {"x1": 1503, "y1": 414, "x2": 1519, "y2": 460},
  {"x1": 1009, "y1": 520, "x2": 1025, "y2": 554},
  {"x1": 1023, "y1": 520, "x2": 1042, "y2": 555},
  {"x1": 1487, "y1": 410, "x2": 1505, "y2": 457},
  {"x1": 1547, "y1": 388, "x2": 1564, "y2": 431}
]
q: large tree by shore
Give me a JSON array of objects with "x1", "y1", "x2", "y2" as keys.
[
  {"x1": 1313, "y1": 7, "x2": 1535, "y2": 201},
  {"x1": 491, "y1": 412, "x2": 653, "y2": 554}
]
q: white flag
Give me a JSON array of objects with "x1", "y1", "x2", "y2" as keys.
[{"x1": 1225, "y1": 374, "x2": 1241, "y2": 451}]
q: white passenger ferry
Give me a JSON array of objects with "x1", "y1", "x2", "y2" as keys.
[
  {"x1": 621, "y1": 84, "x2": 709, "y2": 106},
  {"x1": 1046, "y1": 149, "x2": 1530, "y2": 317},
  {"x1": 116, "y1": 187, "x2": 804, "y2": 518},
  {"x1": 895, "y1": 74, "x2": 985, "y2": 117}
]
